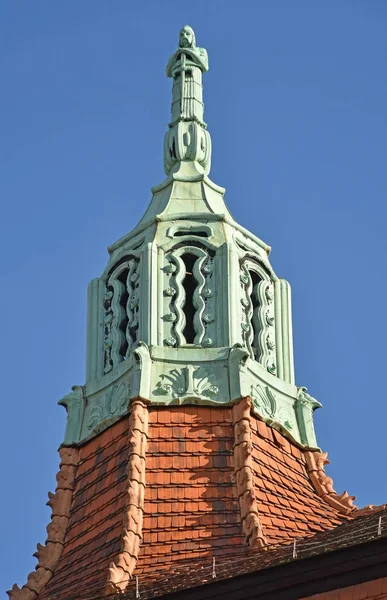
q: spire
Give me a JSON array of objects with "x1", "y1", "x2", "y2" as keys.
[
  {"x1": 164, "y1": 26, "x2": 212, "y2": 175},
  {"x1": 58, "y1": 27, "x2": 320, "y2": 455}
]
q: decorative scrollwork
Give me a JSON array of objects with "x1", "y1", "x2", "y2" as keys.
[
  {"x1": 240, "y1": 263, "x2": 277, "y2": 375},
  {"x1": 163, "y1": 249, "x2": 216, "y2": 347},
  {"x1": 103, "y1": 257, "x2": 140, "y2": 374},
  {"x1": 240, "y1": 264, "x2": 254, "y2": 357},
  {"x1": 254, "y1": 280, "x2": 276, "y2": 375}
]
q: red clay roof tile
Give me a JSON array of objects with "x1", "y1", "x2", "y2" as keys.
[{"x1": 15, "y1": 403, "x2": 365, "y2": 600}]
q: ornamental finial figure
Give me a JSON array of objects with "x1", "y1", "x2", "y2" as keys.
[
  {"x1": 166, "y1": 25, "x2": 208, "y2": 126},
  {"x1": 164, "y1": 26, "x2": 211, "y2": 175}
]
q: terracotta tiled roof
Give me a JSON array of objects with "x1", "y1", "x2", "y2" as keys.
[
  {"x1": 38, "y1": 418, "x2": 130, "y2": 600},
  {"x1": 9, "y1": 398, "x2": 384, "y2": 600},
  {"x1": 135, "y1": 405, "x2": 246, "y2": 580},
  {"x1": 250, "y1": 416, "x2": 346, "y2": 543},
  {"x1": 85, "y1": 510, "x2": 387, "y2": 599}
]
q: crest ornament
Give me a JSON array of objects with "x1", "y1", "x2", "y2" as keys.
[{"x1": 154, "y1": 365, "x2": 220, "y2": 402}]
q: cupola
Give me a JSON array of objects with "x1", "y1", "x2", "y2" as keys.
[{"x1": 61, "y1": 25, "x2": 319, "y2": 451}]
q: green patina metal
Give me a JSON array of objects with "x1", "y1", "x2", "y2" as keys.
[{"x1": 60, "y1": 27, "x2": 321, "y2": 449}]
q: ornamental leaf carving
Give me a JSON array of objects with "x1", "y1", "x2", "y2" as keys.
[
  {"x1": 87, "y1": 405, "x2": 104, "y2": 430},
  {"x1": 193, "y1": 366, "x2": 219, "y2": 397},
  {"x1": 87, "y1": 383, "x2": 130, "y2": 431},
  {"x1": 250, "y1": 384, "x2": 293, "y2": 430},
  {"x1": 155, "y1": 368, "x2": 186, "y2": 397},
  {"x1": 108, "y1": 382, "x2": 130, "y2": 414},
  {"x1": 251, "y1": 384, "x2": 277, "y2": 419},
  {"x1": 154, "y1": 365, "x2": 219, "y2": 400}
]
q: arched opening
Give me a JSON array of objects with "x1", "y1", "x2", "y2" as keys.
[
  {"x1": 181, "y1": 253, "x2": 197, "y2": 343},
  {"x1": 117, "y1": 268, "x2": 129, "y2": 360},
  {"x1": 104, "y1": 257, "x2": 140, "y2": 373},
  {"x1": 249, "y1": 270, "x2": 262, "y2": 359}
]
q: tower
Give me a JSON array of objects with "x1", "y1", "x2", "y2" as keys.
[
  {"x1": 8, "y1": 26, "x2": 386, "y2": 600},
  {"x1": 62, "y1": 24, "x2": 316, "y2": 452}
]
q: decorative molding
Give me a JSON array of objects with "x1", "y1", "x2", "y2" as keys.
[
  {"x1": 60, "y1": 345, "x2": 317, "y2": 448},
  {"x1": 125, "y1": 262, "x2": 140, "y2": 354},
  {"x1": 154, "y1": 365, "x2": 219, "y2": 402},
  {"x1": 58, "y1": 386, "x2": 84, "y2": 445},
  {"x1": 250, "y1": 384, "x2": 293, "y2": 432},
  {"x1": 86, "y1": 382, "x2": 130, "y2": 433},
  {"x1": 110, "y1": 278, "x2": 127, "y2": 369},
  {"x1": 274, "y1": 279, "x2": 295, "y2": 384},
  {"x1": 254, "y1": 281, "x2": 276, "y2": 375},
  {"x1": 240, "y1": 264, "x2": 254, "y2": 356},
  {"x1": 164, "y1": 247, "x2": 216, "y2": 348},
  {"x1": 295, "y1": 387, "x2": 322, "y2": 448},
  {"x1": 166, "y1": 254, "x2": 184, "y2": 346},
  {"x1": 105, "y1": 400, "x2": 149, "y2": 594},
  {"x1": 239, "y1": 264, "x2": 277, "y2": 375},
  {"x1": 232, "y1": 397, "x2": 267, "y2": 549},
  {"x1": 7, "y1": 448, "x2": 79, "y2": 600},
  {"x1": 104, "y1": 258, "x2": 140, "y2": 374},
  {"x1": 304, "y1": 450, "x2": 357, "y2": 515}
]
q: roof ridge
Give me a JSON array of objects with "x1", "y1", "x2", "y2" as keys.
[{"x1": 7, "y1": 448, "x2": 79, "y2": 600}]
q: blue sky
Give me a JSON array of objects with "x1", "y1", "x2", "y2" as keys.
[{"x1": 1, "y1": 0, "x2": 386, "y2": 592}]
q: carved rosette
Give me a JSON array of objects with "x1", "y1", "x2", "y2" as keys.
[
  {"x1": 305, "y1": 450, "x2": 357, "y2": 515},
  {"x1": 104, "y1": 258, "x2": 140, "y2": 374},
  {"x1": 105, "y1": 400, "x2": 149, "y2": 594},
  {"x1": 232, "y1": 397, "x2": 267, "y2": 549},
  {"x1": 7, "y1": 448, "x2": 79, "y2": 600}
]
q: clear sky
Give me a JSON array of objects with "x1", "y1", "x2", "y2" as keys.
[{"x1": 1, "y1": 0, "x2": 386, "y2": 593}]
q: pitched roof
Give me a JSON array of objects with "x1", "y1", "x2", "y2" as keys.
[
  {"x1": 10, "y1": 398, "x2": 382, "y2": 600},
  {"x1": 104, "y1": 509, "x2": 387, "y2": 600}
]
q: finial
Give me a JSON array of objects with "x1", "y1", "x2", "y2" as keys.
[{"x1": 163, "y1": 26, "x2": 211, "y2": 176}]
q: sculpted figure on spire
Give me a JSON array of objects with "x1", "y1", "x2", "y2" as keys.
[
  {"x1": 166, "y1": 25, "x2": 208, "y2": 126},
  {"x1": 164, "y1": 26, "x2": 211, "y2": 175}
]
